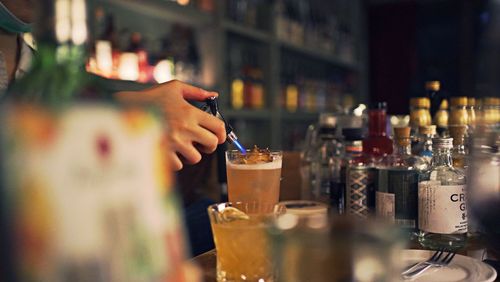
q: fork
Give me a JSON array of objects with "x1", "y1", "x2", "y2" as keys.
[{"x1": 402, "y1": 250, "x2": 456, "y2": 279}]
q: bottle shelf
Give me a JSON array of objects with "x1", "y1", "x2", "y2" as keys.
[
  {"x1": 222, "y1": 20, "x2": 272, "y2": 43},
  {"x1": 279, "y1": 40, "x2": 359, "y2": 71},
  {"x1": 99, "y1": 0, "x2": 213, "y2": 27}
]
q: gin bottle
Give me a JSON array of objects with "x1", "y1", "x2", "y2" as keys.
[
  {"x1": 418, "y1": 138, "x2": 467, "y2": 250},
  {"x1": 376, "y1": 127, "x2": 428, "y2": 232}
]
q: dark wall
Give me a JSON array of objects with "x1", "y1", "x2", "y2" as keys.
[
  {"x1": 369, "y1": 2, "x2": 417, "y2": 115},
  {"x1": 368, "y1": 0, "x2": 484, "y2": 115}
]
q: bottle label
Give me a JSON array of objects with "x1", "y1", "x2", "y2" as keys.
[
  {"x1": 418, "y1": 181, "x2": 468, "y2": 234},
  {"x1": 346, "y1": 167, "x2": 375, "y2": 218},
  {"x1": 376, "y1": 191, "x2": 395, "y2": 220}
]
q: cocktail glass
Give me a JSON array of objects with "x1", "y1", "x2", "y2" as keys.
[
  {"x1": 226, "y1": 150, "x2": 282, "y2": 204},
  {"x1": 208, "y1": 202, "x2": 285, "y2": 282}
]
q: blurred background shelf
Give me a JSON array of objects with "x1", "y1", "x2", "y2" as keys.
[
  {"x1": 99, "y1": 0, "x2": 213, "y2": 27},
  {"x1": 88, "y1": 0, "x2": 367, "y2": 150},
  {"x1": 225, "y1": 109, "x2": 273, "y2": 120},
  {"x1": 279, "y1": 40, "x2": 359, "y2": 71},
  {"x1": 222, "y1": 20, "x2": 273, "y2": 42}
]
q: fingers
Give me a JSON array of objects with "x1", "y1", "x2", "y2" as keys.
[
  {"x1": 198, "y1": 110, "x2": 227, "y2": 144},
  {"x1": 172, "y1": 141, "x2": 202, "y2": 165},
  {"x1": 165, "y1": 80, "x2": 218, "y2": 101},
  {"x1": 169, "y1": 152, "x2": 183, "y2": 171},
  {"x1": 191, "y1": 126, "x2": 220, "y2": 154}
]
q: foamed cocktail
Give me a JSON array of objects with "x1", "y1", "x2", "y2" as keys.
[
  {"x1": 208, "y1": 202, "x2": 285, "y2": 282},
  {"x1": 226, "y1": 148, "x2": 282, "y2": 204}
]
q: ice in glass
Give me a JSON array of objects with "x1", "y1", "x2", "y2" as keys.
[
  {"x1": 226, "y1": 148, "x2": 282, "y2": 204},
  {"x1": 208, "y1": 202, "x2": 284, "y2": 282}
]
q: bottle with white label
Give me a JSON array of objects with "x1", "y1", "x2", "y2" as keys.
[
  {"x1": 376, "y1": 127, "x2": 428, "y2": 235},
  {"x1": 418, "y1": 137, "x2": 468, "y2": 250}
]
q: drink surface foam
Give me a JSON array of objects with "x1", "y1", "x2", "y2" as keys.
[{"x1": 226, "y1": 160, "x2": 282, "y2": 170}]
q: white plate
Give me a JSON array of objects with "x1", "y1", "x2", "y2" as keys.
[{"x1": 401, "y1": 249, "x2": 497, "y2": 282}]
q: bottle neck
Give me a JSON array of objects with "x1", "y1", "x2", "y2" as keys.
[
  {"x1": 453, "y1": 143, "x2": 466, "y2": 154},
  {"x1": 368, "y1": 109, "x2": 387, "y2": 137},
  {"x1": 431, "y1": 147, "x2": 453, "y2": 167},
  {"x1": 393, "y1": 140, "x2": 411, "y2": 156}
]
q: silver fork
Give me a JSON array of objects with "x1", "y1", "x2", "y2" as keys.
[{"x1": 402, "y1": 250, "x2": 456, "y2": 279}]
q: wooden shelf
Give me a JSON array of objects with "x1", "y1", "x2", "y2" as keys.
[
  {"x1": 100, "y1": 0, "x2": 213, "y2": 27},
  {"x1": 222, "y1": 20, "x2": 272, "y2": 42},
  {"x1": 279, "y1": 40, "x2": 359, "y2": 71}
]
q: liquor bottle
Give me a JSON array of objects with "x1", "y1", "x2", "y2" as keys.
[
  {"x1": 3, "y1": 1, "x2": 193, "y2": 280},
  {"x1": 310, "y1": 114, "x2": 343, "y2": 205},
  {"x1": 346, "y1": 129, "x2": 375, "y2": 219},
  {"x1": 409, "y1": 97, "x2": 432, "y2": 136},
  {"x1": 413, "y1": 125, "x2": 436, "y2": 162},
  {"x1": 418, "y1": 138, "x2": 467, "y2": 250},
  {"x1": 426, "y1": 80, "x2": 441, "y2": 118},
  {"x1": 337, "y1": 127, "x2": 364, "y2": 215},
  {"x1": 448, "y1": 125, "x2": 468, "y2": 170},
  {"x1": 376, "y1": 127, "x2": 428, "y2": 233},
  {"x1": 434, "y1": 98, "x2": 449, "y2": 137},
  {"x1": 449, "y1": 97, "x2": 469, "y2": 127},
  {"x1": 363, "y1": 102, "x2": 393, "y2": 163}
]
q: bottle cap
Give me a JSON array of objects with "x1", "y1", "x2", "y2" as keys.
[
  {"x1": 370, "y1": 101, "x2": 387, "y2": 110},
  {"x1": 410, "y1": 97, "x2": 431, "y2": 108},
  {"x1": 418, "y1": 125, "x2": 436, "y2": 135},
  {"x1": 439, "y1": 99, "x2": 449, "y2": 110},
  {"x1": 425, "y1": 81, "x2": 440, "y2": 91},
  {"x1": 450, "y1": 97, "x2": 468, "y2": 107},
  {"x1": 432, "y1": 137, "x2": 453, "y2": 149},
  {"x1": 342, "y1": 128, "x2": 363, "y2": 141},
  {"x1": 393, "y1": 127, "x2": 411, "y2": 146},
  {"x1": 448, "y1": 125, "x2": 466, "y2": 145},
  {"x1": 467, "y1": 97, "x2": 476, "y2": 107}
]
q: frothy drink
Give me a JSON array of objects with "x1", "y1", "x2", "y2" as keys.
[{"x1": 226, "y1": 149, "x2": 282, "y2": 204}]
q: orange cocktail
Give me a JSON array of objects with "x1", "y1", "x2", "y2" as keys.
[
  {"x1": 208, "y1": 202, "x2": 284, "y2": 282},
  {"x1": 226, "y1": 149, "x2": 282, "y2": 204}
]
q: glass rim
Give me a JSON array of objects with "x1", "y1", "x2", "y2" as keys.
[
  {"x1": 207, "y1": 201, "x2": 286, "y2": 214},
  {"x1": 225, "y1": 149, "x2": 282, "y2": 155}
]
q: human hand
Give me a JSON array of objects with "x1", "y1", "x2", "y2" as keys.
[{"x1": 115, "y1": 80, "x2": 226, "y2": 171}]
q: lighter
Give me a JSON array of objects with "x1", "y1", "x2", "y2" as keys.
[{"x1": 202, "y1": 97, "x2": 246, "y2": 154}]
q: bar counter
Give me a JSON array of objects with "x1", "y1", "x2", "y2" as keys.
[{"x1": 191, "y1": 237, "x2": 500, "y2": 281}]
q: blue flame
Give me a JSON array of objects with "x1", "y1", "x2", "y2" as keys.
[{"x1": 232, "y1": 139, "x2": 246, "y2": 155}]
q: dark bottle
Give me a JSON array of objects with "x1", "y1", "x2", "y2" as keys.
[
  {"x1": 310, "y1": 114, "x2": 343, "y2": 205},
  {"x1": 337, "y1": 128, "x2": 364, "y2": 215},
  {"x1": 363, "y1": 102, "x2": 393, "y2": 163},
  {"x1": 345, "y1": 129, "x2": 375, "y2": 219},
  {"x1": 376, "y1": 127, "x2": 429, "y2": 234}
]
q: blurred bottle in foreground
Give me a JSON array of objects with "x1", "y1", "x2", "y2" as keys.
[{"x1": 1, "y1": 1, "x2": 196, "y2": 281}]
